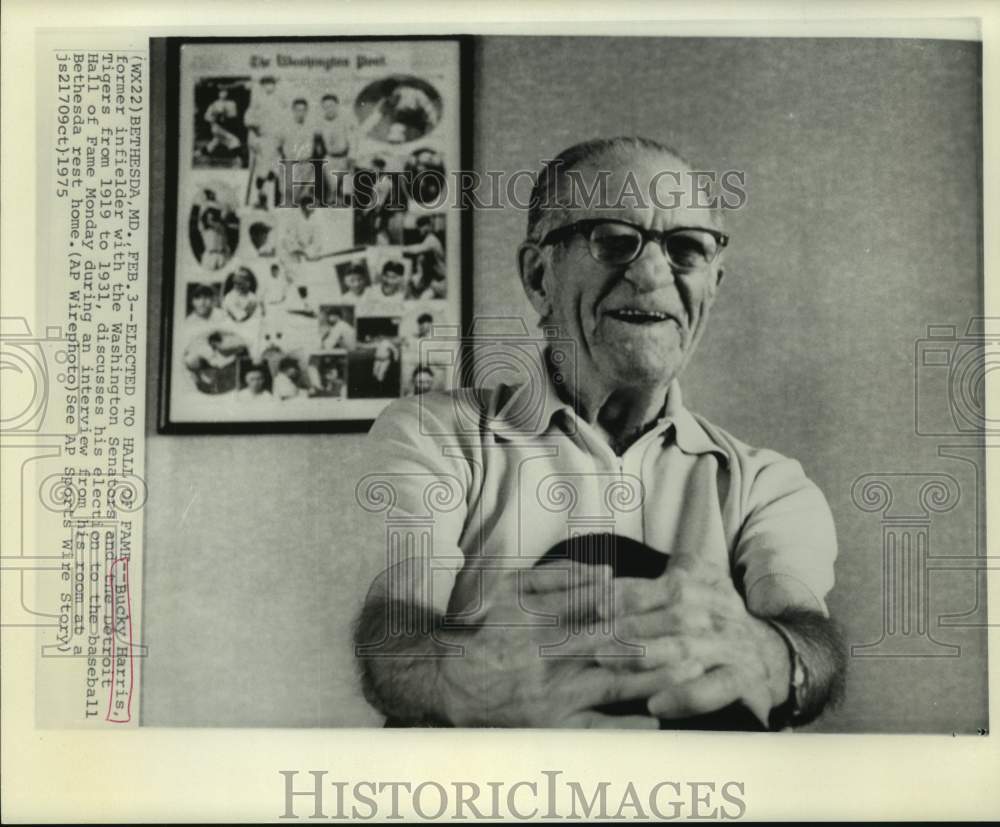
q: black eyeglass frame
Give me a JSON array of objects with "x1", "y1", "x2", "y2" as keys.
[{"x1": 536, "y1": 218, "x2": 729, "y2": 267}]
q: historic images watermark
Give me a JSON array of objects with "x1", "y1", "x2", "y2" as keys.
[
  {"x1": 275, "y1": 159, "x2": 749, "y2": 212},
  {"x1": 849, "y1": 317, "x2": 998, "y2": 670},
  {"x1": 279, "y1": 770, "x2": 748, "y2": 821}
]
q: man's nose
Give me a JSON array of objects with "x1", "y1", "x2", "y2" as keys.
[{"x1": 623, "y1": 240, "x2": 677, "y2": 292}]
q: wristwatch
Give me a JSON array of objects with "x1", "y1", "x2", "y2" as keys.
[{"x1": 766, "y1": 618, "x2": 808, "y2": 731}]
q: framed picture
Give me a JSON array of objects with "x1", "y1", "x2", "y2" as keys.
[{"x1": 158, "y1": 36, "x2": 471, "y2": 432}]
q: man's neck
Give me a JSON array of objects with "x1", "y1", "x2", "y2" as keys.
[
  {"x1": 546, "y1": 349, "x2": 671, "y2": 454},
  {"x1": 593, "y1": 391, "x2": 668, "y2": 455}
]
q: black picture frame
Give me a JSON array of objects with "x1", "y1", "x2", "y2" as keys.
[{"x1": 156, "y1": 35, "x2": 474, "y2": 434}]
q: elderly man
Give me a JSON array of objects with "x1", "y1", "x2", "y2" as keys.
[{"x1": 353, "y1": 136, "x2": 844, "y2": 730}]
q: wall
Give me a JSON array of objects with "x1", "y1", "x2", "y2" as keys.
[{"x1": 141, "y1": 36, "x2": 986, "y2": 731}]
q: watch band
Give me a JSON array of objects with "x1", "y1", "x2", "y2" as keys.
[{"x1": 766, "y1": 618, "x2": 808, "y2": 730}]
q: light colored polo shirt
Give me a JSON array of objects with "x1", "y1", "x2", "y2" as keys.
[{"x1": 358, "y1": 360, "x2": 837, "y2": 620}]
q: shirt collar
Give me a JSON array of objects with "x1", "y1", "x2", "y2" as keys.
[
  {"x1": 485, "y1": 348, "x2": 728, "y2": 461},
  {"x1": 486, "y1": 355, "x2": 575, "y2": 438},
  {"x1": 659, "y1": 381, "x2": 729, "y2": 460}
]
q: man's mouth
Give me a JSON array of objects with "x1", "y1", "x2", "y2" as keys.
[{"x1": 606, "y1": 308, "x2": 677, "y2": 325}]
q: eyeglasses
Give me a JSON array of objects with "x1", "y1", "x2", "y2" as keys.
[{"x1": 537, "y1": 219, "x2": 729, "y2": 270}]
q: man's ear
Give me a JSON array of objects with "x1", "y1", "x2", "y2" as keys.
[
  {"x1": 517, "y1": 241, "x2": 552, "y2": 318},
  {"x1": 707, "y1": 264, "x2": 725, "y2": 302}
]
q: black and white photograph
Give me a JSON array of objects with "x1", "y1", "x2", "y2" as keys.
[
  {"x1": 334, "y1": 256, "x2": 373, "y2": 298},
  {"x1": 355, "y1": 74, "x2": 444, "y2": 144},
  {"x1": 192, "y1": 76, "x2": 253, "y2": 168},
  {"x1": 145, "y1": 32, "x2": 989, "y2": 739},
  {"x1": 160, "y1": 37, "x2": 465, "y2": 429},
  {"x1": 187, "y1": 184, "x2": 241, "y2": 271},
  {"x1": 4, "y1": 7, "x2": 998, "y2": 823},
  {"x1": 307, "y1": 351, "x2": 349, "y2": 398}
]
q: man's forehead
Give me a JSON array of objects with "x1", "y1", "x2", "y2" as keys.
[{"x1": 550, "y1": 149, "x2": 723, "y2": 231}]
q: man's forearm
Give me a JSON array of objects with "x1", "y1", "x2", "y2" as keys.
[
  {"x1": 766, "y1": 607, "x2": 847, "y2": 727},
  {"x1": 402, "y1": 238, "x2": 430, "y2": 255},
  {"x1": 353, "y1": 597, "x2": 456, "y2": 726}
]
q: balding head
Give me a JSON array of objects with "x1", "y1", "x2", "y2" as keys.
[{"x1": 527, "y1": 136, "x2": 721, "y2": 242}]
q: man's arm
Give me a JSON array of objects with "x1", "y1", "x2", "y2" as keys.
[
  {"x1": 598, "y1": 554, "x2": 846, "y2": 728},
  {"x1": 354, "y1": 561, "x2": 680, "y2": 728},
  {"x1": 759, "y1": 606, "x2": 846, "y2": 727},
  {"x1": 401, "y1": 236, "x2": 433, "y2": 255},
  {"x1": 340, "y1": 325, "x2": 357, "y2": 349},
  {"x1": 354, "y1": 397, "x2": 716, "y2": 729},
  {"x1": 353, "y1": 594, "x2": 454, "y2": 726}
]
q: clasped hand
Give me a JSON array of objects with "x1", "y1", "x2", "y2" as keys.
[{"x1": 437, "y1": 556, "x2": 788, "y2": 728}]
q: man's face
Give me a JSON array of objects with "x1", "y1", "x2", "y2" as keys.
[
  {"x1": 380, "y1": 268, "x2": 403, "y2": 295},
  {"x1": 293, "y1": 102, "x2": 307, "y2": 123},
  {"x1": 324, "y1": 367, "x2": 340, "y2": 385},
  {"x1": 345, "y1": 272, "x2": 364, "y2": 294},
  {"x1": 413, "y1": 371, "x2": 433, "y2": 394},
  {"x1": 192, "y1": 294, "x2": 213, "y2": 317},
  {"x1": 417, "y1": 319, "x2": 432, "y2": 338},
  {"x1": 522, "y1": 150, "x2": 724, "y2": 394},
  {"x1": 261, "y1": 80, "x2": 276, "y2": 95},
  {"x1": 322, "y1": 99, "x2": 338, "y2": 119},
  {"x1": 428, "y1": 278, "x2": 447, "y2": 299},
  {"x1": 245, "y1": 371, "x2": 264, "y2": 393},
  {"x1": 413, "y1": 371, "x2": 434, "y2": 393},
  {"x1": 217, "y1": 88, "x2": 228, "y2": 100}
]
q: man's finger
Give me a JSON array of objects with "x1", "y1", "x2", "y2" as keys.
[
  {"x1": 596, "y1": 634, "x2": 739, "y2": 675},
  {"x1": 609, "y1": 576, "x2": 745, "y2": 620},
  {"x1": 571, "y1": 663, "x2": 714, "y2": 711},
  {"x1": 467, "y1": 566, "x2": 610, "y2": 626},
  {"x1": 519, "y1": 580, "x2": 615, "y2": 626},
  {"x1": 611, "y1": 606, "x2": 715, "y2": 640},
  {"x1": 647, "y1": 666, "x2": 741, "y2": 719},
  {"x1": 647, "y1": 665, "x2": 770, "y2": 725},
  {"x1": 598, "y1": 649, "x2": 706, "y2": 682},
  {"x1": 562, "y1": 711, "x2": 659, "y2": 730},
  {"x1": 540, "y1": 629, "x2": 645, "y2": 659},
  {"x1": 667, "y1": 554, "x2": 732, "y2": 586},
  {"x1": 521, "y1": 562, "x2": 613, "y2": 594},
  {"x1": 567, "y1": 665, "x2": 664, "y2": 710}
]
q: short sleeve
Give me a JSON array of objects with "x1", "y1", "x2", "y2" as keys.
[
  {"x1": 732, "y1": 452, "x2": 838, "y2": 617},
  {"x1": 354, "y1": 395, "x2": 471, "y2": 616}
]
